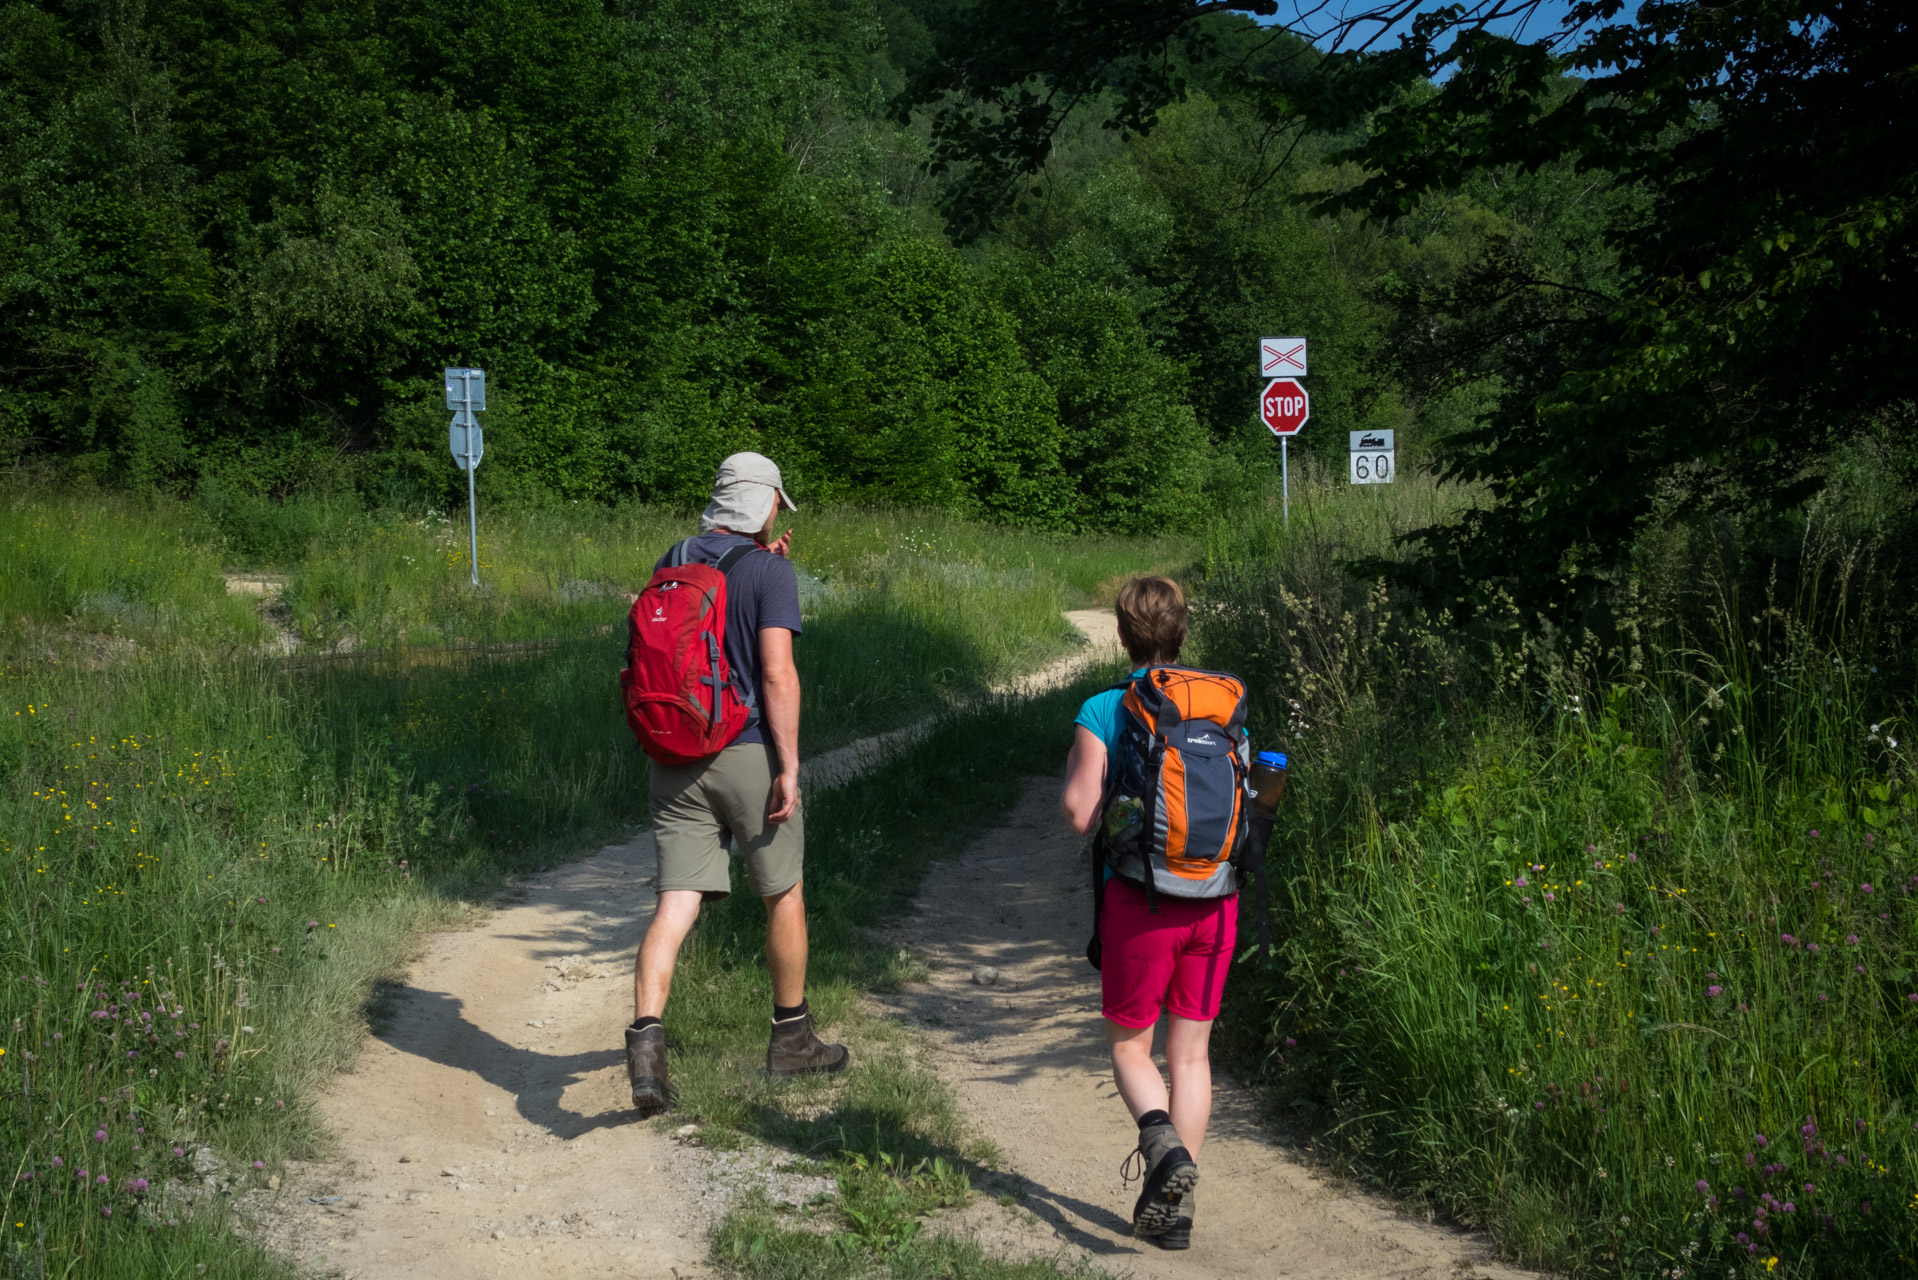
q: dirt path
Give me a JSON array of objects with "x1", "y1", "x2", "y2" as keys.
[
  {"x1": 874, "y1": 786, "x2": 1536, "y2": 1280},
  {"x1": 265, "y1": 610, "x2": 1527, "y2": 1279},
  {"x1": 262, "y1": 612, "x2": 1120, "y2": 1279}
]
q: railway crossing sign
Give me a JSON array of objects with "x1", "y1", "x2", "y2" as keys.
[
  {"x1": 444, "y1": 367, "x2": 487, "y2": 586},
  {"x1": 1259, "y1": 337, "x2": 1307, "y2": 378},
  {"x1": 1349, "y1": 429, "x2": 1396, "y2": 485},
  {"x1": 1260, "y1": 378, "x2": 1310, "y2": 436}
]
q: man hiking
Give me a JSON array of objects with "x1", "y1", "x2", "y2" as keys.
[
  {"x1": 621, "y1": 451, "x2": 848, "y2": 1118},
  {"x1": 1060, "y1": 576, "x2": 1247, "y2": 1251}
]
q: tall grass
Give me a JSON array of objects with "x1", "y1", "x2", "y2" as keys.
[
  {"x1": 0, "y1": 484, "x2": 1183, "y2": 1278},
  {"x1": 1, "y1": 490, "x2": 1189, "y2": 754},
  {"x1": 1196, "y1": 478, "x2": 1918, "y2": 1277},
  {"x1": 0, "y1": 639, "x2": 647, "y2": 1276}
]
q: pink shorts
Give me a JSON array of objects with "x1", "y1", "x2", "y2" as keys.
[{"x1": 1099, "y1": 880, "x2": 1238, "y2": 1028}]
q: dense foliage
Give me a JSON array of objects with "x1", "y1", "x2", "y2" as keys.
[
  {"x1": 1196, "y1": 481, "x2": 1918, "y2": 1277},
  {"x1": 0, "y1": 0, "x2": 1422, "y2": 534},
  {"x1": 909, "y1": 0, "x2": 1918, "y2": 600}
]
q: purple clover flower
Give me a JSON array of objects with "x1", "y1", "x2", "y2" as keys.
[{"x1": 1708, "y1": 985, "x2": 1724, "y2": 997}]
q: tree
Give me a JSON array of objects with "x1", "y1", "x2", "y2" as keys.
[{"x1": 904, "y1": 0, "x2": 1918, "y2": 603}]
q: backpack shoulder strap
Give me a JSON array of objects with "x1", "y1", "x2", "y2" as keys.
[
  {"x1": 666, "y1": 538, "x2": 690, "y2": 568},
  {"x1": 714, "y1": 543, "x2": 759, "y2": 575}
]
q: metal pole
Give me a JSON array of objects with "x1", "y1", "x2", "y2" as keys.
[
  {"x1": 463, "y1": 373, "x2": 480, "y2": 586},
  {"x1": 1282, "y1": 437, "x2": 1290, "y2": 528}
]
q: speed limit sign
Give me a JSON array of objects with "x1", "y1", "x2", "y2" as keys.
[{"x1": 1349, "y1": 430, "x2": 1395, "y2": 485}]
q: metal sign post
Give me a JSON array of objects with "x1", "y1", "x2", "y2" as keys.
[{"x1": 444, "y1": 367, "x2": 487, "y2": 586}]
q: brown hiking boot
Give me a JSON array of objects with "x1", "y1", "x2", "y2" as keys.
[
  {"x1": 1124, "y1": 1118, "x2": 1197, "y2": 1239},
  {"x1": 765, "y1": 1012, "x2": 849, "y2": 1078},
  {"x1": 625, "y1": 1023, "x2": 672, "y2": 1117}
]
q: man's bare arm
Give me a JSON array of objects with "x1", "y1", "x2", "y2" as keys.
[{"x1": 760, "y1": 626, "x2": 801, "y2": 823}]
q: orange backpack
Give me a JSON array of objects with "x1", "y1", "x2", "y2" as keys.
[{"x1": 1087, "y1": 666, "x2": 1252, "y2": 967}]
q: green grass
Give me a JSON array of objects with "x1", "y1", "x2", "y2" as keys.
[
  {"x1": 0, "y1": 483, "x2": 1175, "y2": 1279},
  {"x1": 1194, "y1": 477, "x2": 1918, "y2": 1277},
  {"x1": 0, "y1": 489, "x2": 1192, "y2": 755},
  {"x1": 641, "y1": 677, "x2": 1125, "y2": 1275},
  {"x1": 712, "y1": 1203, "x2": 1116, "y2": 1280},
  {"x1": 0, "y1": 638, "x2": 647, "y2": 1277}
]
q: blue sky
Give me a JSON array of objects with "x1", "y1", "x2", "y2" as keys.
[{"x1": 1258, "y1": 0, "x2": 1641, "y2": 59}]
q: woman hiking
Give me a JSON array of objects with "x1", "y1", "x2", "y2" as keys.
[{"x1": 1060, "y1": 575, "x2": 1249, "y2": 1252}]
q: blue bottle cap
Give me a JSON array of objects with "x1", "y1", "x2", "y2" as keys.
[{"x1": 1256, "y1": 750, "x2": 1288, "y2": 769}]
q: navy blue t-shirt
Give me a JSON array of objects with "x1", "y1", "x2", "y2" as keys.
[{"x1": 653, "y1": 532, "x2": 803, "y2": 747}]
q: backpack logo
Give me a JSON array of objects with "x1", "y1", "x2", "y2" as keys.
[{"x1": 1101, "y1": 666, "x2": 1248, "y2": 899}]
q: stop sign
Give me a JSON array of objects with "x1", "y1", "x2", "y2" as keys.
[{"x1": 1261, "y1": 378, "x2": 1309, "y2": 436}]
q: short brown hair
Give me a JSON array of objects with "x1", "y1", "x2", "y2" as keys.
[{"x1": 1115, "y1": 576, "x2": 1188, "y2": 665}]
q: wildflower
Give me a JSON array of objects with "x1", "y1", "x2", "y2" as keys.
[
  {"x1": 172, "y1": 1147, "x2": 184, "y2": 1158},
  {"x1": 1697, "y1": 1180, "x2": 1711, "y2": 1195},
  {"x1": 51, "y1": 1157, "x2": 62, "y2": 1168},
  {"x1": 1860, "y1": 883, "x2": 1873, "y2": 894},
  {"x1": 1781, "y1": 934, "x2": 1796, "y2": 947},
  {"x1": 1805, "y1": 1182, "x2": 1815, "y2": 1195},
  {"x1": 1808, "y1": 942, "x2": 1820, "y2": 953},
  {"x1": 1756, "y1": 1133, "x2": 1770, "y2": 1148},
  {"x1": 1515, "y1": 876, "x2": 1528, "y2": 888},
  {"x1": 93, "y1": 1129, "x2": 105, "y2": 1144},
  {"x1": 1817, "y1": 993, "x2": 1828, "y2": 1002},
  {"x1": 306, "y1": 921, "x2": 319, "y2": 931},
  {"x1": 1284, "y1": 1037, "x2": 1296, "y2": 1047},
  {"x1": 1810, "y1": 829, "x2": 1820, "y2": 839},
  {"x1": 1544, "y1": 893, "x2": 1556, "y2": 902},
  {"x1": 251, "y1": 1160, "x2": 264, "y2": 1170},
  {"x1": 94, "y1": 1174, "x2": 107, "y2": 1186},
  {"x1": 1847, "y1": 934, "x2": 1860, "y2": 946},
  {"x1": 1615, "y1": 902, "x2": 1626, "y2": 914},
  {"x1": 127, "y1": 1177, "x2": 147, "y2": 1192},
  {"x1": 1627, "y1": 852, "x2": 1637, "y2": 863},
  {"x1": 1708, "y1": 985, "x2": 1724, "y2": 997}
]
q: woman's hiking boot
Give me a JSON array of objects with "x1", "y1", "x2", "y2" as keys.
[
  {"x1": 766, "y1": 1011, "x2": 849, "y2": 1077},
  {"x1": 625, "y1": 1023, "x2": 672, "y2": 1117},
  {"x1": 1123, "y1": 1117, "x2": 1197, "y2": 1239},
  {"x1": 1152, "y1": 1188, "x2": 1193, "y2": 1250}
]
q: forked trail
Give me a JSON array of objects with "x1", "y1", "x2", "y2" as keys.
[{"x1": 266, "y1": 611, "x2": 1532, "y2": 1279}]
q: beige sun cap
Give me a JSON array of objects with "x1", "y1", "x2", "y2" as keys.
[{"x1": 699, "y1": 451, "x2": 799, "y2": 533}]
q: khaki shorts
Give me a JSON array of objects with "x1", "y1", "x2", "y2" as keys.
[{"x1": 649, "y1": 741, "x2": 804, "y2": 899}]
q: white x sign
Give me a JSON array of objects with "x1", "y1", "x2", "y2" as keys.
[{"x1": 1259, "y1": 337, "x2": 1308, "y2": 378}]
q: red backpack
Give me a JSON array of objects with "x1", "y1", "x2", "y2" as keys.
[{"x1": 619, "y1": 540, "x2": 761, "y2": 765}]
